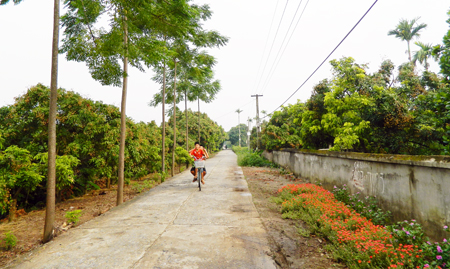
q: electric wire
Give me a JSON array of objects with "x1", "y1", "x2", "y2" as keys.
[
  {"x1": 264, "y1": 0, "x2": 379, "y2": 118},
  {"x1": 253, "y1": 0, "x2": 290, "y2": 95},
  {"x1": 215, "y1": 99, "x2": 254, "y2": 119},
  {"x1": 250, "y1": 0, "x2": 280, "y2": 95},
  {"x1": 260, "y1": 0, "x2": 310, "y2": 95},
  {"x1": 259, "y1": 0, "x2": 305, "y2": 94}
]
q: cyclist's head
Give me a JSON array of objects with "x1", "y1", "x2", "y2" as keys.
[{"x1": 194, "y1": 142, "x2": 200, "y2": 149}]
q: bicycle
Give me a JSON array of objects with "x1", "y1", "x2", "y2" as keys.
[{"x1": 194, "y1": 159, "x2": 205, "y2": 191}]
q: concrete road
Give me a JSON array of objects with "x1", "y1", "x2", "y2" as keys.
[{"x1": 10, "y1": 150, "x2": 276, "y2": 269}]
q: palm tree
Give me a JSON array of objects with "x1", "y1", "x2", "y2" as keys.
[
  {"x1": 413, "y1": 42, "x2": 437, "y2": 71},
  {"x1": 388, "y1": 18, "x2": 427, "y2": 62}
]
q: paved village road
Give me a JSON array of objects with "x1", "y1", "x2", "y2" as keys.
[{"x1": 9, "y1": 150, "x2": 276, "y2": 269}]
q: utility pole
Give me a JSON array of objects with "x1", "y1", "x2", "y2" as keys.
[
  {"x1": 235, "y1": 109, "x2": 243, "y2": 147},
  {"x1": 247, "y1": 117, "x2": 251, "y2": 151},
  {"x1": 251, "y1": 94, "x2": 263, "y2": 149}
]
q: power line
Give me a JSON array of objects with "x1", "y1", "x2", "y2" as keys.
[
  {"x1": 261, "y1": 0, "x2": 310, "y2": 95},
  {"x1": 264, "y1": 0, "x2": 379, "y2": 118},
  {"x1": 215, "y1": 99, "x2": 253, "y2": 119},
  {"x1": 259, "y1": 0, "x2": 305, "y2": 94},
  {"x1": 254, "y1": 0, "x2": 290, "y2": 95},
  {"x1": 250, "y1": 0, "x2": 280, "y2": 95}
]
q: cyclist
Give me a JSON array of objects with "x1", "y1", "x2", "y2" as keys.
[
  {"x1": 200, "y1": 144, "x2": 210, "y2": 158},
  {"x1": 189, "y1": 142, "x2": 207, "y2": 184}
]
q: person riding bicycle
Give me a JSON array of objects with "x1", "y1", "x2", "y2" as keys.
[
  {"x1": 200, "y1": 144, "x2": 209, "y2": 158},
  {"x1": 189, "y1": 142, "x2": 207, "y2": 184}
]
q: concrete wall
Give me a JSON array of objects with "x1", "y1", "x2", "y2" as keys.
[{"x1": 263, "y1": 149, "x2": 450, "y2": 240}]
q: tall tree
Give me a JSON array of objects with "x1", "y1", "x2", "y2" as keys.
[
  {"x1": 43, "y1": 0, "x2": 60, "y2": 242},
  {"x1": 1, "y1": 0, "x2": 61, "y2": 242},
  {"x1": 149, "y1": 4, "x2": 227, "y2": 156},
  {"x1": 432, "y1": 10, "x2": 450, "y2": 80},
  {"x1": 60, "y1": 0, "x2": 188, "y2": 205},
  {"x1": 172, "y1": 60, "x2": 178, "y2": 176},
  {"x1": 413, "y1": 42, "x2": 437, "y2": 70},
  {"x1": 388, "y1": 18, "x2": 427, "y2": 62}
]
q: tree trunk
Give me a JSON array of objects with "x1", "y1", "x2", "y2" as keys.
[
  {"x1": 407, "y1": 40, "x2": 412, "y2": 62},
  {"x1": 8, "y1": 199, "x2": 17, "y2": 222},
  {"x1": 43, "y1": 0, "x2": 59, "y2": 243},
  {"x1": 185, "y1": 91, "x2": 188, "y2": 152},
  {"x1": 162, "y1": 62, "x2": 166, "y2": 175},
  {"x1": 198, "y1": 98, "x2": 200, "y2": 143},
  {"x1": 172, "y1": 60, "x2": 177, "y2": 177},
  {"x1": 117, "y1": 15, "x2": 128, "y2": 206}
]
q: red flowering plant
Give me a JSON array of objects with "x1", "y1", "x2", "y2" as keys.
[{"x1": 277, "y1": 183, "x2": 423, "y2": 268}]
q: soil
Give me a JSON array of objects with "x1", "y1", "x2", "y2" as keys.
[
  {"x1": 242, "y1": 166, "x2": 346, "y2": 269},
  {"x1": 0, "y1": 174, "x2": 164, "y2": 268}
]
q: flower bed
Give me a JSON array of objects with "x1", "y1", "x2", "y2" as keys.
[{"x1": 277, "y1": 183, "x2": 448, "y2": 268}]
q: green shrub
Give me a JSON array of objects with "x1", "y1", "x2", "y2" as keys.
[
  {"x1": 232, "y1": 146, "x2": 273, "y2": 167},
  {"x1": 65, "y1": 209, "x2": 83, "y2": 225},
  {"x1": 132, "y1": 180, "x2": 154, "y2": 193},
  {"x1": 3, "y1": 231, "x2": 17, "y2": 250}
]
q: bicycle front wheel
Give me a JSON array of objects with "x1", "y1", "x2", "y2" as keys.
[{"x1": 198, "y1": 168, "x2": 202, "y2": 191}]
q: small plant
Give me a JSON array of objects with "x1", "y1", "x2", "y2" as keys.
[
  {"x1": 332, "y1": 185, "x2": 391, "y2": 226},
  {"x1": 419, "y1": 226, "x2": 449, "y2": 269},
  {"x1": 3, "y1": 231, "x2": 17, "y2": 250},
  {"x1": 387, "y1": 220, "x2": 425, "y2": 246},
  {"x1": 158, "y1": 172, "x2": 167, "y2": 183},
  {"x1": 65, "y1": 209, "x2": 83, "y2": 225},
  {"x1": 132, "y1": 180, "x2": 154, "y2": 193},
  {"x1": 132, "y1": 182, "x2": 144, "y2": 193},
  {"x1": 297, "y1": 226, "x2": 311, "y2": 237},
  {"x1": 233, "y1": 147, "x2": 273, "y2": 167}
]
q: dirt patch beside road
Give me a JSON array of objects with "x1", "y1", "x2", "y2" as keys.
[
  {"x1": 0, "y1": 176, "x2": 164, "y2": 268},
  {"x1": 243, "y1": 167, "x2": 345, "y2": 269}
]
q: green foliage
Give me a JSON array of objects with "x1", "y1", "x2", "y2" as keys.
[
  {"x1": 131, "y1": 180, "x2": 155, "y2": 193},
  {"x1": 386, "y1": 220, "x2": 425, "y2": 246},
  {"x1": 227, "y1": 124, "x2": 248, "y2": 147},
  {"x1": 232, "y1": 146, "x2": 273, "y2": 167},
  {"x1": 0, "y1": 85, "x2": 169, "y2": 216},
  {"x1": 35, "y1": 153, "x2": 80, "y2": 191},
  {"x1": 65, "y1": 210, "x2": 83, "y2": 225},
  {"x1": 261, "y1": 103, "x2": 304, "y2": 151},
  {"x1": 3, "y1": 231, "x2": 17, "y2": 250},
  {"x1": 262, "y1": 56, "x2": 449, "y2": 155},
  {"x1": 0, "y1": 145, "x2": 44, "y2": 215},
  {"x1": 420, "y1": 226, "x2": 450, "y2": 269},
  {"x1": 434, "y1": 10, "x2": 450, "y2": 80},
  {"x1": 167, "y1": 109, "x2": 227, "y2": 153},
  {"x1": 388, "y1": 17, "x2": 427, "y2": 61},
  {"x1": 297, "y1": 226, "x2": 311, "y2": 237}
]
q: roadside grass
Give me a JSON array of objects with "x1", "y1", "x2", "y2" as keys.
[{"x1": 232, "y1": 146, "x2": 275, "y2": 167}]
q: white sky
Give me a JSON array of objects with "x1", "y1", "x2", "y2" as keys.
[{"x1": 1, "y1": 0, "x2": 449, "y2": 132}]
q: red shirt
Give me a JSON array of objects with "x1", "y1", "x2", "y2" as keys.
[{"x1": 189, "y1": 148, "x2": 205, "y2": 160}]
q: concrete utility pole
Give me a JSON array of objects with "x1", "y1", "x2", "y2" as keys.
[
  {"x1": 235, "y1": 109, "x2": 243, "y2": 147},
  {"x1": 247, "y1": 117, "x2": 251, "y2": 151},
  {"x1": 251, "y1": 94, "x2": 263, "y2": 149}
]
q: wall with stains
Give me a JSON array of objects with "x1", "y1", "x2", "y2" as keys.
[{"x1": 263, "y1": 149, "x2": 450, "y2": 240}]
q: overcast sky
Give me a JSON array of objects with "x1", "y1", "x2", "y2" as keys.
[{"x1": 1, "y1": 0, "x2": 449, "y2": 132}]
